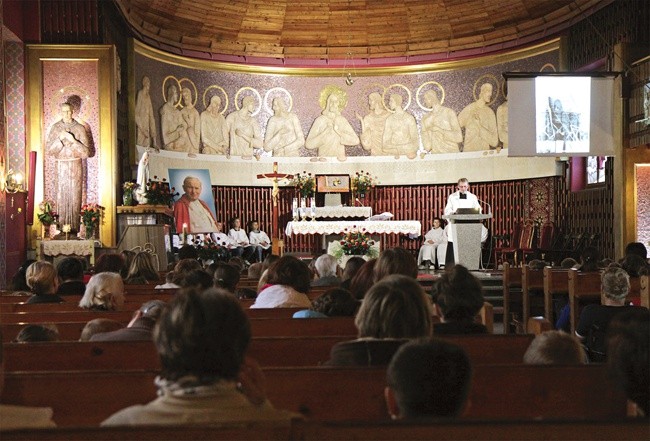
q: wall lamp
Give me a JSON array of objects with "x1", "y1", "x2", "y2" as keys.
[{"x1": 4, "y1": 169, "x2": 25, "y2": 193}]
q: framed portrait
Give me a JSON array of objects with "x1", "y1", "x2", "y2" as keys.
[
  {"x1": 169, "y1": 168, "x2": 218, "y2": 233},
  {"x1": 316, "y1": 174, "x2": 350, "y2": 193}
]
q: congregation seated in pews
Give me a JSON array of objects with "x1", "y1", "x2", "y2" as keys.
[{"x1": 1, "y1": 244, "x2": 648, "y2": 435}]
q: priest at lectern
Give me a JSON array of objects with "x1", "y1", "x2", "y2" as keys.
[
  {"x1": 444, "y1": 178, "x2": 481, "y2": 215},
  {"x1": 443, "y1": 178, "x2": 484, "y2": 267}
]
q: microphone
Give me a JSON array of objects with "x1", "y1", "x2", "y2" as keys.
[
  {"x1": 355, "y1": 197, "x2": 365, "y2": 207},
  {"x1": 478, "y1": 199, "x2": 492, "y2": 215}
]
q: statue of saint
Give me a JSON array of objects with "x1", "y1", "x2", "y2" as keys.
[
  {"x1": 263, "y1": 97, "x2": 305, "y2": 157},
  {"x1": 180, "y1": 87, "x2": 200, "y2": 154},
  {"x1": 382, "y1": 94, "x2": 419, "y2": 159},
  {"x1": 305, "y1": 89, "x2": 359, "y2": 161},
  {"x1": 200, "y1": 95, "x2": 229, "y2": 155},
  {"x1": 160, "y1": 84, "x2": 192, "y2": 152},
  {"x1": 225, "y1": 95, "x2": 263, "y2": 159},
  {"x1": 458, "y1": 83, "x2": 498, "y2": 152},
  {"x1": 420, "y1": 89, "x2": 462, "y2": 153},
  {"x1": 45, "y1": 102, "x2": 94, "y2": 231},
  {"x1": 135, "y1": 76, "x2": 158, "y2": 149},
  {"x1": 356, "y1": 92, "x2": 390, "y2": 156}
]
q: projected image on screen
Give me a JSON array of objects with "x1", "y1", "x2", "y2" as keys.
[{"x1": 535, "y1": 77, "x2": 590, "y2": 154}]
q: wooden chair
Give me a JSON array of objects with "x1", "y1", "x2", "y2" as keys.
[
  {"x1": 522, "y1": 221, "x2": 556, "y2": 262},
  {"x1": 501, "y1": 262, "x2": 523, "y2": 334},
  {"x1": 521, "y1": 264, "x2": 544, "y2": 326},
  {"x1": 543, "y1": 266, "x2": 570, "y2": 324},
  {"x1": 494, "y1": 222, "x2": 522, "y2": 268},
  {"x1": 568, "y1": 269, "x2": 602, "y2": 335}
]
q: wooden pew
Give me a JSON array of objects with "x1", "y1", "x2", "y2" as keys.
[
  {"x1": 0, "y1": 310, "x2": 136, "y2": 325},
  {"x1": 3, "y1": 335, "x2": 536, "y2": 372},
  {"x1": 2, "y1": 419, "x2": 648, "y2": 441},
  {"x1": 501, "y1": 262, "x2": 522, "y2": 334},
  {"x1": 1, "y1": 301, "x2": 145, "y2": 313},
  {"x1": 543, "y1": 267, "x2": 569, "y2": 323},
  {"x1": 298, "y1": 419, "x2": 650, "y2": 441},
  {"x1": 0, "y1": 294, "x2": 30, "y2": 303},
  {"x1": 568, "y1": 269, "x2": 602, "y2": 335},
  {"x1": 2, "y1": 364, "x2": 627, "y2": 426},
  {"x1": 521, "y1": 265, "x2": 544, "y2": 326},
  {"x1": 2, "y1": 322, "x2": 97, "y2": 342}
]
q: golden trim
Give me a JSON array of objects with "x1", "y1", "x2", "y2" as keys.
[
  {"x1": 133, "y1": 38, "x2": 560, "y2": 76},
  {"x1": 162, "y1": 75, "x2": 183, "y2": 107},
  {"x1": 234, "y1": 87, "x2": 262, "y2": 116},
  {"x1": 264, "y1": 87, "x2": 293, "y2": 114},
  {"x1": 202, "y1": 85, "x2": 229, "y2": 113},
  {"x1": 416, "y1": 81, "x2": 446, "y2": 110},
  {"x1": 382, "y1": 84, "x2": 412, "y2": 111},
  {"x1": 26, "y1": 45, "x2": 117, "y2": 248}
]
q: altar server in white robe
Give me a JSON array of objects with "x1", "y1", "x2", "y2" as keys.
[{"x1": 418, "y1": 218, "x2": 447, "y2": 270}]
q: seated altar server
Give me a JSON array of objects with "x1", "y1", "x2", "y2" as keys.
[{"x1": 418, "y1": 217, "x2": 448, "y2": 270}]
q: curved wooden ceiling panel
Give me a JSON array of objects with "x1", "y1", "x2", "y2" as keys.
[{"x1": 114, "y1": 0, "x2": 612, "y2": 62}]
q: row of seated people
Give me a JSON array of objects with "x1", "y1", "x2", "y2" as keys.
[{"x1": 1, "y1": 282, "x2": 648, "y2": 430}]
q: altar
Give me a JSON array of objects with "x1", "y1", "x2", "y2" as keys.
[
  {"x1": 285, "y1": 219, "x2": 421, "y2": 254},
  {"x1": 37, "y1": 239, "x2": 97, "y2": 265},
  {"x1": 285, "y1": 220, "x2": 421, "y2": 236}
]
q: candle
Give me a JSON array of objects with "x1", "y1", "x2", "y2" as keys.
[
  {"x1": 62, "y1": 224, "x2": 71, "y2": 233},
  {"x1": 300, "y1": 198, "x2": 306, "y2": 208},
  {"x1": 182, "y1": 223, "x2": 188, "y2": 244},
  {"x1": 292, "y1": 198, "x2": 298, "y2": 210},
  {"x1": 311, "y1": 197, "x2": 316, "y2": 208}
]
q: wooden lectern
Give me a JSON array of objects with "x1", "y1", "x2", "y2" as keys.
[{"x1": 442, "y1": 213, "x2": 492, "y2": 270}]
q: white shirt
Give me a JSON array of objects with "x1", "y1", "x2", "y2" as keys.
[
  {"x1": 444, "y1": 190, "x2": 481, "y2": 215},
  {"x1": 250, "y1": 285, "x2": 312, "y2": 309},
  {"x1": 213, "y1": 232, "x2": 237, "y2": 249},
  {"x1": 249, "y1": 230, "x2": 271, "y2": 249},
  {"x1": 228, "y1": 228, "x2": 250, "y2": 246}
]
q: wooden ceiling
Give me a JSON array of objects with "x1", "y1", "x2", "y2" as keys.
[{"x1": 114, "y1": 0, "x2": 612, "y2": 62}]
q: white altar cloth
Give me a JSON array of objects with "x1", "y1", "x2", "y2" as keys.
[
  {"x1": 312, "y1": 206, "x2": 372, "y2": 219},
  {"x1": 285, "y1": 220, "x2": 421, "y2": 237}
]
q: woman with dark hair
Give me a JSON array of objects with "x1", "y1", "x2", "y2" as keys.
[
  {"x1": 431, "y1": 264, "x2": 487, "y2": 334},
  {"x1": 293, "y1": 288, "x2": 359, "y2": 318},
  {"x1": 373, "y1": 248, "x2": 418, "y2": 283},
  {"x1": 213, "y1": 263, "x2": 241, "y2": 293},
  {"x1": 340, "y1": 256, "x2": 365, "y2": 290},
  {"x1": 8, "y1": 259, "x2": 36, "y2": 292},
  {"x1": 250, "y1": 256, "x2": 311, "y2": 308},
  {"x1": 325, "y1": 275, "x2": 433, "y2": 366},
  {"x1": 94, "y1": 253, "x2": 126, "y2": 275},
  {"x1": 102, "y1": 288, "x2": 294, "y2": 425},
  {"x1": 348, "y1": 259, "x2": 377, "y2": 300}
]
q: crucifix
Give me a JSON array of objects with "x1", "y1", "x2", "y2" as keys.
[{"x1": 257, "y1": 162, "x2": 292, "y2": 255}]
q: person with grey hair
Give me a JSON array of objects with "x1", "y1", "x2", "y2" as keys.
[
  {"x1": 79, "y1": 272, "x2": 125, "y2": 311},
  {"x1": 523, "y1": 330, "x2": 586, "y2": 365},
  {"x1": 311, "y1": 254, "x2": 341, "y2": 287},
  {"x1": 575, "y1": 267, "x2": 643, "y2": 361},
  {"x1": 90, "y1": 300, "x2": 167, "y2": 342}
]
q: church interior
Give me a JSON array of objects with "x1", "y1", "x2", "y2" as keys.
[{"x1": 0, "y1": 0, "x2": 649, "y2": 437}]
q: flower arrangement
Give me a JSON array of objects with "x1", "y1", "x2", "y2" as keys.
[
  {"x1": 80, "y1": 203, "x2": 104, "y2": 227},
  {"x1": 37, "y1": 200, "x2": 58, "y2": 226},
  {"x1": 144, "y1": 176, "x2": 179, "y2": 207},
  {"x1": 351, "y1": 170, "x2": 379, "y2": 194},
  {"x1": 193, "y1": 237, "x2": 230, "y2": 262},
  {"x1": 333, "y1": 228, "x2": 378, "y2": 258},
  {"x1": 122, "y1": 181, "x2": 139, "y2": 192},
  {"x1": 290, "y1": 171, "x2": 316, "y2": 197}
]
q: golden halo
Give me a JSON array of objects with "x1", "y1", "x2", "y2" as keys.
[
  {"x1": 178, "y1": 78, "x2": 198, "y2": 108},
  {"x1": 416, "y1": 81, "x2": 446, "y2": 111},
  {"x1": 382, "y1": 83, "x2": 412, "y2": 112},
  {"x1": 501, "y1": 79, "x2": 508, "y2": 100},
  {"x1": 235, "y1": 87, "x2": 262, "y2": 116},
  {"x1": 318, "y1": 85, "x2": 348, "y2": 111},
  {"x1": 263, "y1": 87, "x2": 293, "y2": 114},
  {"x1": 472, "y1": 74, "x2": 499, "y2": 107},
  {"x1": 540, "y1": 63, "x2": 557, "y2": 72},
  {"x1": 202, "y1": 85, "x2": 228, "y2": 114},
  {"x1": 51, "y1": 86, "x2": 92, "y2": 122},
  {"x1": 162, "y1": 76, "x2": 182, "y2": 107}
]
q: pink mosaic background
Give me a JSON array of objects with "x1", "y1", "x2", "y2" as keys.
[
  {"x1": 42, "y1": 60, "x2": 100, "y2": 208},
  {"x1": 637, "y1": 165, "x2": 650, "y2": 255}
]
